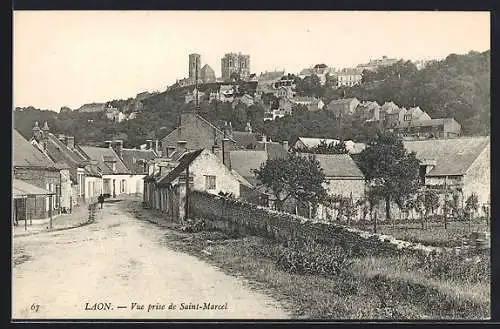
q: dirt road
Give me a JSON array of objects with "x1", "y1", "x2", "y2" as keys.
[{"x1": 12, "y1": 198, "x2": 289, "y2": 319}]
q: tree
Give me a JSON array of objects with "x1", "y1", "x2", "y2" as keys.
[
  {"x1": 423, "y1": 189, "x2": 439, "y2": 221},
  {"x1": 465, "y1": 193, "x2": 480, "y2": 231},
  {"x1": 296, "y1": 139, "x2": 349, "y2": 155},
  {"x1": 357, "y1": 132, "x2": 420, "y2": 222},
  {"x1": 254, "y1": 153, "x2": 327, "y2": 212}
]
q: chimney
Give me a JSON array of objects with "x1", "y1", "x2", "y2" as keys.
[
  {"x1": 212, "y1": 143, "x2": 222, "y2": 162},
  {"x1": 41, "y1": 121, "x2": 50, "y2": 149},
  {"x1": 222, "y1": 138, "x2": 232, "y2": 170},
  {"x1": 177, "y1": 140, "x2": 187, "y2": 155},
  {"x1": 57, "y1": 134, "x2": 66, "y2": 142},
  {"x1": 32, "y1": 121, "x2": 42, "y2": 141},
  {"x1": 66, "y1": 136, "x2": 75, "y2": 149},
  {"x1": 105, "y1": 140, "x2": 113, "y2": 149},
  {"x1": 282, "y1": 140, "x2": 289, "y2": 151},
  {"x1": 113, "y1": 140, "x2": 123, "y2": 158},
  {"x1": 146, "y1": 139, "x2": 153, "y2": 150},
  {"x1": 154, "y1": 140, "x2": 160, "y2": 154}
]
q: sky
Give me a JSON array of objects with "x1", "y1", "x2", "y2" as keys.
[{"x1": 13, "y1": 11, "x2": 490, "y2": 112}]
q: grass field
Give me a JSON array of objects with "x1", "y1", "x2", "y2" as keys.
[
  {"x1": 130, "y1": 204, "x2": 490, "y2": 320},
  {"x1": 352, "y1": 219, "x2": 490, "y2": 248}
]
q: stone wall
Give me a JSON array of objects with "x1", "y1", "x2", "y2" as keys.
[{"x1": 189, "y1": 191, "x2": 445, "y2": 256}]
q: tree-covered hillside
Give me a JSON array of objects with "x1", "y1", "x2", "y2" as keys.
[{"x1": 14, "y1": 50, "x2": 489, "y2": 147}]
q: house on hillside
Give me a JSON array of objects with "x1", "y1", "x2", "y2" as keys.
[
  {"x1": 13, "y1": 128, "x2": 65, "y2": 222},
  {"x1": 356, "y1": 101, "x2": 381, "y2": 122},
  {"x1": 380, "y1": 101, "x2": 404, "y2": 127},
  {"x1": 291, "y1": 137, "x2": 366, "y2": 154},
  {"x1": 335, "y1": 68, "x2": 363, "y2": 87},
  {"x1": 404, "y1": 136, "x2": 490, "y2": 210},
  {"x1": 105, "y1": 107, "x2": 127, "y2": 123},
  {"x1": 29, "y1": 122, "x2": 102, "y2": 207},
  {"x1": 143, "y1": 149, "x2": 253, "y2": 221},
  {"x1": 326, "y1": 98, "x2": 360, "y2": 117},
  {"x1": 394, "y1": 118, "x2": 461, "y2": 139},
  {"x1": 78, "y1": 142, "x2": 132, "y2": 198},
  {"x1": 291, "y1": 96, "x2": 324, "y2": 112},
  {"x1": 184, "y1": 87, "x2": 206, "y2": 104}
]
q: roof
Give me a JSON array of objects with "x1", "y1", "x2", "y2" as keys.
[
  {"x1": 258, "y1": 71, "x2": 285, "y2": 81},
  {"x1": 292, "y1": 96, "x2": 321, "y2": 104},
  {"x1": 121, "y1": 148, "x2": 158, "y2": 174},
  {"x1": 79, "y1": 146, "x2": 130, "y2": 175},
  {"x1": 13, "y1": 179, "x2": 54, "y2": 198},
  {"x1": 157, "y1": 149, "x2": 203, "y2": 186},
  {"x1": 229, "y1": 144, "x2": 289, "y2": 182},
  {"x1": 13, "y1": 130, "x2": 58, "y2": 170},
  {"x1": 297, "y1": 153, "x2": 365, "y2": 178},
  {"x1": 395, "y1": 118, "x2": 459, "y2": 129},
  {"x1": 403, "y1": 137, "x2": 489, "y2": 176},
  {"x1": 336, "y1": 68, "x2": 363, "y2": 75}
]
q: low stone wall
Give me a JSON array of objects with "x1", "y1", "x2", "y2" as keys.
[{"x1": 189, "y1": 191, "x2": 446, "y2": 256}]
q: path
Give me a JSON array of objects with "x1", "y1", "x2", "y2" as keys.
[{"x1": 12, "y1": 198, "x2": 289, "y2": 319}]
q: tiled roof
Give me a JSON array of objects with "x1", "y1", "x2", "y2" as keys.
[
  {"x1": 79, "y1": 146, "x2": 130, "y2": 175},
  {"x1": 13, "y1": 130, "x2": 58, "y2": 170},
  {"x1": 297, "y1": 153, "x2": 365, "y2": 178},
  {"x1": 121, "y1": 148, "x2": 157, "y2": 174},
  {"x1": 157, "y1": 149, "x2": 203, "y2": 186},
  {"x1": 403, "y1": 137, "x2": 489, "y2": 176},
  {"x1": 229, "y1": 144, "x2": 289, "y2": 182}
]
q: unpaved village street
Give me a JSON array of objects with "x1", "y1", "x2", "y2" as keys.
[{"x1": 12, "y1": 198, "x2": 289, "y2": 319}]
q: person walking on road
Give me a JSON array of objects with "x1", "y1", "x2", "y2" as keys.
[{"x1": 98, "y1": 194, "x2": 105, "y2": 209}]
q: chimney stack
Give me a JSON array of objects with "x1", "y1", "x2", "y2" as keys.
[
  {"x1": 41, "y1": 121, "x2": 50, "y2": 149},
  {"x1": 177, "y1": 140, "x2": 187, "y2": 155},
  {"x1": 154, "y1": 140, "x2": 160, "y2": 154},
  {"x1": 105, "y1": 140, "x2": 113, "y2": 149},
  {"x1": 146, "y1": 139, "x2": 153, "y2": 150},
  {"x1": 282, "y1": 140, "x2": 289, "y2": 151},
  {"x1": 212, "y1": 143, "x2": 222, "y2": 162},
  {"x1": 222, "y1": 138, "x2": 232, "y2": 170},
  {"x1": 32, "y1": 121, "x2": 42, "y2": 141},
  {"x1": 113, "y1": 140, "x2": 123, "y2": 158},
  {"x1": 66, "y1": 136, "x2": 75, "y2": 149}
]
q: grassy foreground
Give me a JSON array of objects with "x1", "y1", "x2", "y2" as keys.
[{"x1": 127, "y1": 202, "x2": 490, "y2": 320}]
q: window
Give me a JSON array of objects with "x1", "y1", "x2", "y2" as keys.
[
  {"x1": 404, "y1": 114, "x2": 412, "y2": 121},
  {"x1": 205, "y1": 175, "x2": 216, "y2": 190},
  {"x1": 120, "y1": 179, "x2": 127, "y2": 193},
  {"x1": 55, "y1": 185, "x2": 60, "y2": 209}
]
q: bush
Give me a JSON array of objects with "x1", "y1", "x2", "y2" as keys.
[
  {"x1": 180, "y1": 218, "x2": 207, "y2": 233},
  {"x1": 414, "y1": 251, "x2": 490, "y2": 283},
  {"x1": 273, "y1": 239, "x2": 353, "y2": 276}
]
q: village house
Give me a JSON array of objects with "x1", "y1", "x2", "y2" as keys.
[
  {"x1": 296, "y1": 153, "x2": 366, "y2": 220},
  {"x1": 13, "y1": 129, "x2": 64, "y2": 221},
  {"x1": 29, "y1": 122, "x2": 102, "y2": 207},
  {"x1": 394, "y1": 118, "x2": 462, "y2": 139},
  {"x1": 335, "y1": 68, "x2": 363, "y2": 87},
  {"x1": 404, "y1": 137, "x2": 490, "y2": 214},
  {"x1": 78, "y1": 141, "x2": 133, "y2": 198},
  {"x1": 292, "y1": 96, "x2": 325, "y2": 112},
  {"x1": 380, "y1": 101, "x2": 405, "y2": 128},
  {"x1": 326, "y1": 98, "x2": 360, "y2": 117},
  {"x1": 120, "y1": 144, "x2": 158, "y2": 195},
  {"x1": 299, "y1": 64, "x2": 335, "y2": 85},
  {"x1": 291, "y1": 137, "x2": 366, "y2": 154},
  {"x1": 160, "y1": 111, "x2": 237, "y2": 158},
  {"x1": 232, "y1": 94, "x2": 255, "y2": 108},
  {"x1": 105, "y1": 107, "x2": 127, "y2": 123},
  {"x1": 356, "y1": 101, "x2": 381, "y2": 122},
  {"x1": 144, "y1": 148, "x2": 253, "y2": 221}
]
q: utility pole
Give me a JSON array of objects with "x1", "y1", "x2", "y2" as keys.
[{"x1": 195, "y1": 60, "x2": 199, "y2": 113}]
